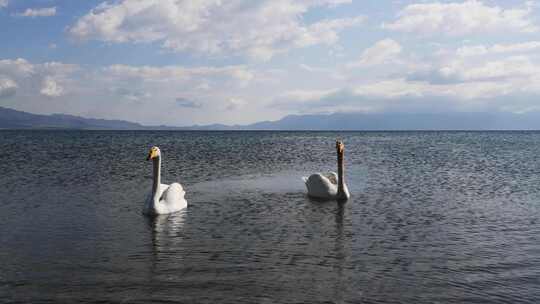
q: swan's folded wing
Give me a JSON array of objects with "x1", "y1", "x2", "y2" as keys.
[
  {"x1": 323, "y1": 172, "x2": 338, "y2": 185},
  {"x1": 303, "y1": 172, "x2": 335, "y2": 184},
  {"x1": 161, "y1": 183, "x2": 186, "y2": 205},
  {"x1": 305, "y1": 173, "x2": 337, "y2": 198}
]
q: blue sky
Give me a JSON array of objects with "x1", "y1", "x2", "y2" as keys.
[{"x1": 1, "y1": 0, "x2": 540, "y2": 126}]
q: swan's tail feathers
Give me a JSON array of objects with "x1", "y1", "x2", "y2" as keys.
[{"x1": 170, "y1": 182, "x2": 184, "y2": 192}]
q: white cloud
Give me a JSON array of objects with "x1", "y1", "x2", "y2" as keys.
[
  {"x1": 102, "y1": 64, "x2": 254, "y2": 86},
  {"x1": 457, "y1": 41, "x2": 540, "y2": 57},
  {"x1": 15, "y1": 7, "x2": 56, "y2": 17},
  {"x1": 384, "y1": 1, "x2": 537, "y2": 36},
  {"x1": 360, "y1": 78, "x2": 523, "y2": 100},
  {"x1": 0, "y1": 58, "x2": 36, "y2": 77},
  {"x1": 41, "y1": 62, "x2": 80, "y2": 75},
  {"x1": 347, "y1": 39, "x2": 402, "y2": 68},
  {"x1": 111, "y1": 87, "x2": 150, "y2": 102},
  {"x1": 82, "y1": 62, "x2": 267, "y2": 119},
  {"x1": 273, "y1": 76, "x2": 540, "y2": 114},
  {"x1": 317, "y1": 0, "x2": 352, "y2": 8},
  {"x1": 0, "y1": 0, "x2": 8, "y2": 9},
  {"x1": 0, "y1": 58, "x2": 78, "y2": 100},
  {"x1": 5, "y1": 43, "x2": 540, "y2": 125},
  {"x1": 406, "y1": 40, "x2": 540, "y2": 87},
  {"x1": 299, "y1": 64, "x2": 345, "y2": 80},
  {"x1": 0, "y1": 76, "x2": 17, "y2": 98},
  {"x1": 0, "y1": 59, "x2": 78, "y2": 78},
  {"x1": 274, "y1": 40, "x2": 540, "y2": 114},
  {"x1": 294, "y1": 16, "x2": 366, "y2": 48},
  {"x1": 439, "y1": 56, "x2": 537, "y2": 82},
  {"x1": 68, "y1": 0, "x2": 364, "y2": 60},
  {"x1": 225, "y1": 97, "x2": 246, "y2": 110},
  {"x1": 40, "y1": 76, "x2": 64, "y2": 97},
  {"x1": 281, "y1": 88, "x2": 340, "y2": 102},
  {"x1": 0, "y1": 58, "x2": 279, "y2": 123}
]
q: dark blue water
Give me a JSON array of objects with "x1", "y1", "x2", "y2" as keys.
[{"x1": 1, "y1": 130, "x2": 540, "y2": 303}]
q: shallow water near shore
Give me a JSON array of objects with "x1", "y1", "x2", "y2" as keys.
[{"x1": 2, "y1": 130, "x2": 540, "y2": 303}]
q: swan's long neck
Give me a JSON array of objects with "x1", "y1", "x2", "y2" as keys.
[
  {"x1": 152, "y1": 156, "x2": 161, "y2": 201},
  {"x1": 337, "y1": 148, "x2": 346, "y2": 198}
]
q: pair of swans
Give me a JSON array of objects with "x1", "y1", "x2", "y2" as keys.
[{"x1": 144, "y1": 140, "x2": 349, "y2": 215}]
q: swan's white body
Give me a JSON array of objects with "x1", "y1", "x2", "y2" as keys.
[
  {"x1": 303, "y1": 141, "x2": 350, "y2": 200},
  {"x1": 144, "y1": 147, "x2": 188, "y2": 215},
  {"x1": 303, "y1": 172, "x2": 350, "y2": 200}
]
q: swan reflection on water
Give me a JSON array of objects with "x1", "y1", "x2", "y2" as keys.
[
  {"x1": 147, "y1": 211, "x2": 187, "y2": 254},
  {"x1": 141, "y1": 175, "x2": 353, "y2": 302},
  {"x1": 332, "y1": 202, "x2": 347, "y2": 302}
]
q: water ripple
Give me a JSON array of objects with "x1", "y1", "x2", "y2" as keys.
[{"x1": 1, "y1": 131, "x2": 540, "y2": 303}]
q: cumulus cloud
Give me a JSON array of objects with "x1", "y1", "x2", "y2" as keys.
[
  {"x1": 0, "y1": 76, "x2": 17, "y2": 98},
  {"x1": 272, "y1": 38, "x2": 540, "y2": 114},
  {"x1": 0, "y1": 58, "x2": 36, "y2": 77},
  {"x1": 406, "y1": 40, "x2": 540, "y2": 88},
  {"x1": 384, "y1": 1, "x2": 537, "y2": 36},
  {"x1": 5, "y1": 39, "x2": 540, "y2": 125},
  {"x1": 0, "y1": 59, "x2": 78, "y2": 80},
  {"x1": 0, "y1": 58, "x2": 78, "y2": 101},
  {"x1": 15, "y1": 7, "x2": 56, "y2": 17},
  {"x1": 40, "y1": 76, "x2": 64, "y2": 97},
  {"x1": 0, "y1": 57, "x2": 272, "y2": 124},
  {"x1": 0, "y1": 0, "x2": 7, "y2": 9},
  {"x1": 92, "y1": 38, "x2": 540, "y2": 118},
  {"x1": 347, "y1": 39, "x2": 402, "y2": 68},
  {"x1": 68, "y1": 0, "x2": 364, "y2": 60}
]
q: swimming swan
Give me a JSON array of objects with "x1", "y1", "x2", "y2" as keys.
[
  {"x1": 303, "y1": 140, "x2": 350, "y2": 200},
  {"x1": 144, "y1": 146, "x2": 188, "y2": 215}
]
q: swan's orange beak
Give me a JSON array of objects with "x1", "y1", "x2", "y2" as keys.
[{"x1": 147, "y1": 148, "x2": 159, "y2": 161}]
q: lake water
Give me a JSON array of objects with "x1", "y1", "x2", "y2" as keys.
[{"x1": 1, "y1": 130, "x2": 540, "y2": 303}]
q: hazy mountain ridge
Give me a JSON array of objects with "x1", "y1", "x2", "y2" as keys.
[
  {"x1": 2, "y1": 106, "x2": 540, "y2": 130},
  {"x1": 0, "y1": 106, "x2": 143, "y2": 129},
  {"x1": 240, "y1": 112, "x2": 540, "y2": 130}
]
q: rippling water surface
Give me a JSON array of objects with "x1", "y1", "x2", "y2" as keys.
[{"x1": 2, "y1": 130, "x2": 540, "y2": 303}]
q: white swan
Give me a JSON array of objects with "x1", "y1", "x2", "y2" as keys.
[
  {"x1": 144, "y1": 146, "x2": 188, "y2": 215},
  {"x1": 303, "y1": 140, "x2": 350, "y2": 200}
]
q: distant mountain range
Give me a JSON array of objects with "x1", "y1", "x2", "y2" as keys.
[
  {"x1": 0, "y1": 106, "x2": 143, "y2": 129},
  {"x1": 2, "y1": 106, "x2": 540, "y2": 130}
]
